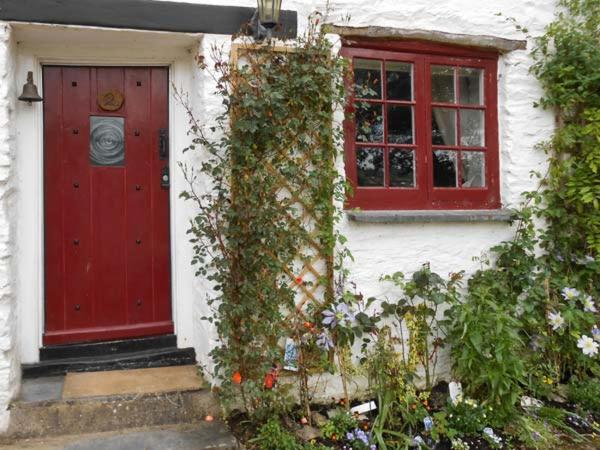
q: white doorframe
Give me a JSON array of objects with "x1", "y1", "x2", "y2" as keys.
[{"x1": 14, "y1": 23, "x2": 202, "y2": 363}]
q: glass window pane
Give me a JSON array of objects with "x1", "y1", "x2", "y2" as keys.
[
  {"x1": 459, "y1": 68, "x2": 483, "y2": 105},
  {"x1": 354, "y1": 59, "x2": 382, "y2": 99},
  {"x1": 355, "y1": 102, "x2": 383, "y2": 143},
  {"x1": 90, "y1": 116, "x2": 125, "y2": 166},
  {"x1": 387, "y1": 105, "x2": 413, "y2": 144},
  {"x1": 460, "y1": 109, "x2": 485, "y2": 147},
  {"x1": 357, "y1": 147, "x2": 384, "y2": 187},
  {"x1": 433, "y1": 150, "x2": 457, "y2": 187},
  {"x1": 390, "y1": 150, "x2": 415, "y2": 187},
  {"x1": 431, "y1": 66, "x2": 455, "y2": 103},
  {"x1": 386, "y1": 62, "x2": 412, "y2": 101},
  {"x1": 462, "y1": 152, "x2": 485, "y2": 187},
  {"x1": 432, "y1": 108, "x2": 456, "y2": 145}
]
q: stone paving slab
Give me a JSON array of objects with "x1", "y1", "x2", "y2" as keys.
[
  {"x1": 0, "y1": 423, "x2": 240, "y2": 450},
  {"x1": 62, "y1": 365, "x2": 203, "y2": 399},
  {"x1": 19, "y1": 376, "x2": 64, "y2": 403}
]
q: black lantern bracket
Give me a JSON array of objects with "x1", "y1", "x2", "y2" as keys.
[{"x1": 253, "y1": 0, "x2": 283, "y2": 41}]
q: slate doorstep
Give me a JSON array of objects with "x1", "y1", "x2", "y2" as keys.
[{"x1": 0, "y1": 423, "x2": 242, "y2": 450}]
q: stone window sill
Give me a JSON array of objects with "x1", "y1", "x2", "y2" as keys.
[{"x1": 345, "y1": 209, "x2": 514, "y2": 224}]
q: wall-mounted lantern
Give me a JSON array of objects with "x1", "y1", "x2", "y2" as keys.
[
  {"x1": 18, "y1": 71, "x2": 43, "y2": 104},
  {"x1": 255, "y1": 0, "x2": 283, "y2": 40}
]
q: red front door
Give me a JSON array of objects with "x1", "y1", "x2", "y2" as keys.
[{"x1": 43, "y1": 66, "x2": 173, "y2": 345}]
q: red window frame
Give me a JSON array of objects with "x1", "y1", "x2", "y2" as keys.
[{"x1": 342, "y1": 40, "x2": 501, "y2": 210}]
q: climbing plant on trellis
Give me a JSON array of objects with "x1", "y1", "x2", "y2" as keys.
[{"x1": 179, "y1": 20, "x2": 348, "y2": 419}]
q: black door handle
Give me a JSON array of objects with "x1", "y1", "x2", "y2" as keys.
[{"x1": 159, "y1": 129, "x2": 168, "y2": 160}]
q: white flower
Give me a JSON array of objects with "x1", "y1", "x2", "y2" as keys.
[
  {"x1": 592, "y1": 326, "x2": 600, "y2": 342},
  {"x1": 562, "y1": 287, "x2": 581, "y2": 301},
  {"x1": 582, "y1": 295, "x2": 597, "y2": 313},
  {"x1": 577, "y1": 335, "x2": 599, "y2": 357},
  {"x1": 548, "y1": 311, "x2": 565, "y2": 330}
]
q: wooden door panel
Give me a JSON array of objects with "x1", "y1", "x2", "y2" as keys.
[
  {"x1": 43, "y1": 66, "x2": 173, "y2": 345},
  {"x1": 150, "y1": 68, "x2": 172, "y2": 322}
]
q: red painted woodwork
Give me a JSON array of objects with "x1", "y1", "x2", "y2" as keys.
[
  {"x1": 341, "y1": 41, "x2": 501, "y2": 210},
  {"x1": 43, "y1": 66, "x2": 173, "y2": 345}
]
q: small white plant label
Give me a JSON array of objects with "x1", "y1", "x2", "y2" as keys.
[
  {"x1": 350, "y1": 401, "x2": 377, "y2": 415},
  {"x1": 449, "y1": 381, "x2": 463, "y2": 404},
  {"x1": 283, "y1": 338, "x2": 299, "y2": 371}
]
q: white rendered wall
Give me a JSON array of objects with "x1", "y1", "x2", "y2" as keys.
[
  {"x1": 0, "y1": 0, "x2": 558, "y2": 423},
  {"x1": 0, "y1": 23, "x2": 19, "y2": 430},
  {"x1": 184, "y1": 0, "x2": 557, "y2": 381}
]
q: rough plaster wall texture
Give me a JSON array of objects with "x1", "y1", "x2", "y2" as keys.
[
  {"x1": 168, "y1": 0, "x2": 558, "y2": 386},
  {"x1": 0, "y1": 22, "x2": 18, "y2": 431},
  {"x1": 187, "y1": 34, "x2": 231, "y2": 378}
]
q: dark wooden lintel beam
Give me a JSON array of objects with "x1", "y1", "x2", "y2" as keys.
[{"x1": 0, "y1": 0, "x2": 297, "y2": 37}]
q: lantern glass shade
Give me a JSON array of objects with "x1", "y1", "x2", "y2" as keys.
[{"x1": 257, "y1": 0, "x2": 282, "y2": 28}]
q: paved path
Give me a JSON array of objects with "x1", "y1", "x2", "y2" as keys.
[{"x1": 0, "y1": 423, "x2": 240, "y2": 450}]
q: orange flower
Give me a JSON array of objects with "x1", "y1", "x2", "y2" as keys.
[
  {"x1": 303, "y1": 321, "x2": 314, "y2": 329},
  {"x1": 295, "y1": 276, "x2": 303, "y2": 284},
  {"x1": 232, "y1": 371, "x2": 242, "y2": 385}
]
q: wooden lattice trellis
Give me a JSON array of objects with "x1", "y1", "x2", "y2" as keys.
[{"x1": 230, "y1": 43, "x2": 335, "y2": 322}]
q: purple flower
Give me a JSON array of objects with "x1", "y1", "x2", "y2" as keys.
[
  {"x1": 322, "y1": 303, "x2": 355, "y2": 328},
  {"x1": 530, "y1": 334, "x2": 541, "y2": 351},
  {"x1": 316, "y1": 331, "x2": 334, "y2": 350},
  {"x1": 592, "y1": 325, "x2": 600, "y2": 342},
  {"x1": 582, "y1": 295, "x2": 597, "y2": 313},
  {"x1": 561, "y1": 287, "x2": 581, "y2": 301},
  {"x1": 347, "y1": 428, "x2": 370, "y2": 446}
]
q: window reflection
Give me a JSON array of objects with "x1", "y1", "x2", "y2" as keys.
[
  {"x1": 357, "y1": 147, "x2": 384, "y2": 186},
  {"x1": 431, "y1": 66, "x2": 455, "y2": 103},
  {"x1": 386, "y1": 62, "x2": 412, "y2": 101},
  {"x1": 462, "y1": 152, "x2": 485, "y2": 187},
  {"x1": 433, "y1": 150, "x2": 457, "y2": 187},
  {"x1": 390, "y1": 150, "x2": 415, "y2": 187},
  {"x1": 432, "y1": 108, "x2": 456, "y2": 146},
  {"x1": 388, "y1": 105, "x2": 413, "y2": 144},
  {"x1": 354, "y1": 59, "x2": 382, "y2": 99}
]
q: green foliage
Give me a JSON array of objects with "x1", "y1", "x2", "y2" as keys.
[
  {"x1": 530, "y1": 0, "x2": 600, "y2": 254},
  {"x1": 380, "y1": 264, "x2": 463, "y2": 389},
  {"x1": 365, "y1": 329, "x2": 430, "y2": 447},
  {"x1": 444, "y1": 0, "x2": 600, "y2": 424},
  {"x1": 444, "y1": 398, "x2": 492, "y2": 436},
  {"x1": 252, "y1": 419, "x2": 331, "y2": 450},
  {"x1": 445, "y1": 269, "x2": 526, "y2": 423},
  {"x1": 509, "y1": 415, "x2": 561, "y2": 450},
  {"x1": 179, "y1": 15, "x2": 348, "y2": 419},
  {"x1": 568, "y1": 378, "x2": 600, "y2": 413},
  {"x1": 321, "y1": 410, "x2": 357, "y2": 441}
]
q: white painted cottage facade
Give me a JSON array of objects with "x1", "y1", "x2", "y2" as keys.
[{"x1": 0, "y1": 0, "x2": 555, "y2": 430}]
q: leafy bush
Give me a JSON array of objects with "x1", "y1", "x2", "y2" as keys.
[
  {"x1": 380, "y1": 264, "x2": 462, "y2": 390},
  {"x1": 568, "y1": 379, "x2": 600, "y2": 414},
  {"x1": 445, "y1": 269, "x2": 526, "y2": 423},
  {"x1": 444, "y1": 398, "x2": 492, "y2": 436},
  {"x1": 252, "y1": 419, "x2": 331, "y2": 450},
  {"x1": 321, "y1": 410, "x2": 357, "y2": 441},
  {"x1": 252, "y1": 419, "x2": 301, "y2": 450}
]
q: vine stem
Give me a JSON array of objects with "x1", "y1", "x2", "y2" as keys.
[{"x1": 336, "y1": 347, "x2": 350, "y2": 410}]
